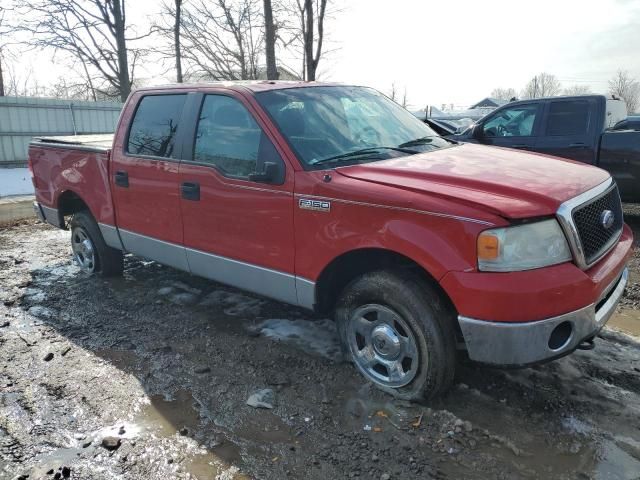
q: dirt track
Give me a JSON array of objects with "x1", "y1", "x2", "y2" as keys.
[{"x1": 0, "y1": 210, "x2": 639, "y2": 480}]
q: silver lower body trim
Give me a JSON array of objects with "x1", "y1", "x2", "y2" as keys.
[
  {"x1": 458, "y1": 268, "x2": 628, "y2": 366},
  {"x1": 116, "y1": 228, "x2": 315, "y2": 309},
  {"x1": 118, "y1": 229, "x2": 189, "y2": 271},
  {"x1": 34, "y1": 202, "x2": 63, "y2": 228},
  {"x1": 98, "y1": 223, "x2": 124, "y2": 250},
  {"x1": 186, "y1": 247, "x2": 299, "y2": 306}
]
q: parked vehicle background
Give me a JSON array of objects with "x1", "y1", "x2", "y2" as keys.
[{"x1": 451, "y1": 95, "x2": 640, "y2": 202}]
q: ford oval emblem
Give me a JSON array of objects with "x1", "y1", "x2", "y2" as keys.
[{"x1": 600, "y1": 210, "x2": 615, "y2": 229}]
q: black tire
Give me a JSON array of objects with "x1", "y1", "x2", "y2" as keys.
[
  {"x1": 335, "y1": 269, "x2": 456, "y2": 401},
  {"x1": 69, "y1": 211, "x2": 123, "y2": 277}
]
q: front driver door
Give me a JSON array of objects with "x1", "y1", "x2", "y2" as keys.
[
  {"x1": 178, "y1": 91, "x2": 297, "y2": 304},
  {"x1": 477, "y1": 103, "x2": 542, "y2": 150}
]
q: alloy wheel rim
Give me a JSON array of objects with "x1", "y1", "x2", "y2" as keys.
[
  {"x1": 346, "y1": 304, "x2": 421, "y2": 388},
  {"x1": 71, "y1": 227, "x2": 96, "y2": 273}
]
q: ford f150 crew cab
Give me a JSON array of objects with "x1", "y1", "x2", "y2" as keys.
[
  {"x1": 451, "y1": 95, "x2": 640, "y2": 202},
  {"x1": 29, "y1": 82, "x2": 633, "y2": 400}
]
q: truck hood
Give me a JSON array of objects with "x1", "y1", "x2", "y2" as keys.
[{"x1": 335, "y1": 143, "x2": 610, "y2": 219}]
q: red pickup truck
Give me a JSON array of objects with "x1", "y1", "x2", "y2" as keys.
[{"x1": 29, "y1": 82, "x2": 633, "y2": 400}]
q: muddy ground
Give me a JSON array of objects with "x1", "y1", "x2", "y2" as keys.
[{"x1": 0, "y1": 209, "x2": 639, "y2": 480}]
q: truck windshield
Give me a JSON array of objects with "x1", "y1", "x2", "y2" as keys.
[{"x1": 255, "y1": 86, "x2": 451, "y2": 169}]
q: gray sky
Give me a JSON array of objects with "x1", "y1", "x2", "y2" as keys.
[{"x1": 7, "y1": 0, "x2": 640, "y2": 108}]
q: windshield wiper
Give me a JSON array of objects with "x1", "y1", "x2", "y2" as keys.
[
  {"x1": 398, "y1": 136, "x2": 437, "y2": 148},
  {"x1": 311, "y1": 146, "x2": 418, "y2": 166}
]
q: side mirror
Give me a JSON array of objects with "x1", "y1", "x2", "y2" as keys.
[{"x1": 249, "y1": 162, "x2": 281, "y2": 184}]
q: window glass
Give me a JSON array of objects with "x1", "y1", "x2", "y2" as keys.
[
  {"x1": 255, "y1": 86, "x2": 449, "y2": 168},
  {"x1": 127, "y1": 94, "x2": 187, "y2": 158},
  {"x1": 194, "y1": 95, "x2": 283, "y2": 180},
  {"x1": 483, "y1": 104, "x2": 538, "y2": 137},
  {"x1": 546, "y1": 100, "x2": 590, "y2": 136}
]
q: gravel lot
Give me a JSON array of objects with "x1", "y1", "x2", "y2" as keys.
[{"x1": 0, "y1": 209, "x2": 639, "y2": 480}]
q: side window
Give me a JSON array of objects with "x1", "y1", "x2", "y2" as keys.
[
  {"x1": 127, "y1": 94, "x2": 187, "y2": 158},
  {"x1": 194, "y1": 95, "x2": 284, "y2": 180},
  {"x1": 483, "y1": 104, "x2": 538, "y2": 137},
  {"x1": 546, "y1": 100, "x2": 590, "y2": 136}
]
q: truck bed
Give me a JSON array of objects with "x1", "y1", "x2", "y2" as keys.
[
  {"x1": 31, "y1": 134, "x2": 113, "y2": 152},
  {"x1": 29, "y1": 133, "x2": 116, "y2": 228}
]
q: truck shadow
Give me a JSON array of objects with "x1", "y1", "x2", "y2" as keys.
[{"x1": 5, "y1": 222, "x2": 640, "y2": 479}]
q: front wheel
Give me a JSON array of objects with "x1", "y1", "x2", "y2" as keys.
[
  {"x1": 70, "y1": 211, "x2": 123, "y2": 277},
  {"x1": 335, "y1": 270, "x2": 456, "y2": 401}
]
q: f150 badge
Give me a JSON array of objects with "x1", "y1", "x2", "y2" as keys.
[{"x1": 299, "y1": 198, "x2": 331, "y2": 212}]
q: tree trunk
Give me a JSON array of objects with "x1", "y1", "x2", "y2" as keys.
[
  {"x1": 112, "y1": 0, "x2": 131, "y2": 101},
  {"x1": 304, "y1": 0, "x2": 315, "y2": 81},
  {"x1": 263, "y1": 0, "x2": 278, "y2": 80},
  {"x1": 0, "y1": 55, "x2": 5, "y2": 97},
  {"x1": 174, "y1": 0, "x2": 183, "y2": 83}
]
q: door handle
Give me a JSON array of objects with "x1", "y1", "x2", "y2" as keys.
[
  {"x1": 181, "y1": 182, "x2": 200, "y2": 201},
  {"x1": 512, "y1": 144, "x2": 529, "y2": 148},
  {"x1": 115, "y1": 170, "x2": 129, "y2": 188},
  {"x1": 569, "y1": 143, "x2": 587, "y2": 148}
]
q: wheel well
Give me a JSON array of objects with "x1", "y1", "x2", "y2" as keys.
[
  {"x1": 314, "y1": 248, "x2": 457, "y2": 318},
  {"x1": 57, "y1": 191, "x2": 90, "y2": 227}
]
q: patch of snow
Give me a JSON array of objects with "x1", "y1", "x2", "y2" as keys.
[
  {"x1": 24, "y1": 287, "x2": 47, "y2": 304},
  {"x1": 0, "y1": 168, "x2": 34, "y2": 197},
  {"x1": 170, "y1": 292, "x2": 198, "y2": 305},
  {"x1": 199, "y1": 290, "x2": 263, "y2": 317},
  {"x1": 157, "y1": 286, "x2": 174, "y2": 296},
  {"x1": 28, "y1": 306, "x2": 53, "y2": 318},
  {"x1": 562, "y1": 416, "x2": 593, "y2": 435},
  {"x1": 257, "y1": 318, "x2": 342, "y2": 360}
]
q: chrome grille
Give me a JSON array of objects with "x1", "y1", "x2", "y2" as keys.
[{"x1": 571, "y1": 184, "x2": 623, "y2": 266}]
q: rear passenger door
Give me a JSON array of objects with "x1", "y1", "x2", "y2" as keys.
[
  {"x1": 178, "y1": 92, "x2": 297, "y2": 304},
  {"x1": 110, "y1": 92, "x2": 189, "y2": 270},
  {"x1": 536, "y1": 98, "x2": 598, "y2": 164}
]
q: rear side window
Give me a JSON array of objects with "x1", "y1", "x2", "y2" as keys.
[
  {"x1": 546, "y1": 100, "x2": 590, "y2": 136},
  {"x1": 127, "y1": 94, "x2": 187, "y2": 158},
  {"x1": 193, "y1": 95, "x2": 284, "y2": 180}
]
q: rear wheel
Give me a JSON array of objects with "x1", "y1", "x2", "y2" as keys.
[
  {"x1": 70, "y1": 211, "x2": 123, "y2": 277},
  {"x1": 335, "y1": 269, "x2": 456, "y2": 400}
]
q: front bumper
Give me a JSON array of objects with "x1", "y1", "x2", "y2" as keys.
[{"x1": 458, "y1": 267, "x2": 628, "y2": 366}]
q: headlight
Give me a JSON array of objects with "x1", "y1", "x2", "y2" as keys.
[{"x1": 477, "y1": 219, "x2": 572, "y2": 272}]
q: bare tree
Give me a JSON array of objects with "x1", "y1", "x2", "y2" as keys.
[
  {"x1": 173, "y1": 0, "x2": 183, "y2": 83},
  {"x1": 562, "y1": 84, "x2": 591, "y2": 96},
  {"x1": 521, "y1": 73, "x2": 562, "y2": 99},
  {"x1": 283, "y1": 0, "x2": 328, "y2": 81},
  {"x1": 154, "y1": 0, "x2": 185, "y2": 83},
  {"x1": 401, "y1": 88, "x2": 408, "y2": 108},
  {"x1": 263, "y1": 0, "x2": 278, "y2": 79},
  {"x1": 388, "y1": 82, "x2": 398, "y2": 102},
  {"x1": 608, "y1": 70, "x2": 640, "y2": 114},
  {"x1": 13, "y1": 0, "x2": 147, "y2": 101},
  {"x1": 0, "y1": 7, "x2": 14, "y2": 96},
  {"x1": 490, "y1": 87, "x2": 517, "y2": 101},
  {"x1": 180, "y1": 0, "x2": 264, "y2": 81}
]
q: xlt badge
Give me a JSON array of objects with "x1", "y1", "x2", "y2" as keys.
[{"x1": 299, "y1": 198, "x2": 331, "y2": 212}]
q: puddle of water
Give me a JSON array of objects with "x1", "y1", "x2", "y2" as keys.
[
  {"x1": 443, "y1": 386, "x2": 640, "y2": 480},
  {"x1": 142, "y1": 390, "x2": 201, "y2": 437},
  {"x1": 608, "y1": 309, "x2": 640, "y2": 338},
  {"x1": 25, "y1": 446, "x2": 84, "y2": 478},
  {"x1": 256, "y1": 318, "x2": 342, "y2": 360}
]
